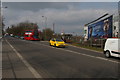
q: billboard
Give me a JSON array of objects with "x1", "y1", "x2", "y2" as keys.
[{"x1": 88, "y1": 15, "x2": 113, "y2": 39}]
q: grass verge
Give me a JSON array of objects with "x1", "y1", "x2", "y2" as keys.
[{"x1": 70, "y1": 43, "x2": 103, "y2": 52}]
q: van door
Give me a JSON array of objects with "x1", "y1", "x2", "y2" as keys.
[{"x1": 110, "y1": 39, "x2": 119, "y2": 57}]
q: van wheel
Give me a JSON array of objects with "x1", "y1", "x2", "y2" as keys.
[{"x1": 105, "y1": 51, "x2": 111, "y2": 58}]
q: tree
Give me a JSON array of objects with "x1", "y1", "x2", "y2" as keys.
[
  {"x1": 1, "y1": 17, "x2": 5, "y2": 36},
  {"x1": 6, "y1": 21, "x2": 39, "y2": 37}
]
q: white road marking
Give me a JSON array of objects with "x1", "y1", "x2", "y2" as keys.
[
  {"x1": 40, "y1": 41, "x2": 49, "y2": 42},
  {"x1": 38, "y1": 43, "x2": 120, "y2": 64},
  {"x1": 67, "y1": 44, "x2": 103, "y2": 53},
  {"x1": 5, "y1": 39, "x2": 42, "y2": 78},
  {"x1": 37, "y1": 40, "x2": 103, "y2": 53},
  {"x1": 16, "y1": 39, "x2": 120, "y2": 64}
]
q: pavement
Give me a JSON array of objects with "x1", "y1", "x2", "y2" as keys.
[
  {"x1": 2, "y1": 38, "x2": 36, "y2": 79},
  {"x1": 2, "y1": 37, "x2": 120, "y2": 79},
  {"x1": 0, "y1": 39, "x2": 2, "y2": 79}
]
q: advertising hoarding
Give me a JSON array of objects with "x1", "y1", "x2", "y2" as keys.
[{"x1": 88, "y1": 15, "x2": 113, "y2": 39}]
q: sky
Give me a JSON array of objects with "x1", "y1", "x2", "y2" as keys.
[{"x1": 2, "y1": 1, "x2": 119, "y2": 35}]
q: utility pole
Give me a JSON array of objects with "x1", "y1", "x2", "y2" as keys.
[{"x1": 53, "y1": 23, "x2": 55, "y2": 33}]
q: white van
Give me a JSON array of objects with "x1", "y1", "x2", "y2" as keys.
[{"x1": 104, "y1": 38, "x2": 120, "y2": 58}]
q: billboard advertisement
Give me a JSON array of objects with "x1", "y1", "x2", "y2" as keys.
[{"x1": 88, "y1": 16, "x2": 113, "y2": 39}]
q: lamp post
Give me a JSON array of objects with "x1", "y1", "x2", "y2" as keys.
[
  {"x1": 42, "y1": 16, "x2": 47, "y2": 40},
  {"x1": 42, "y1": 16, "x2": 47, "y2": 27}
]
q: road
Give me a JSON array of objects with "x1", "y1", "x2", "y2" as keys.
[{"x1": 2, "y1": 37, "x2": 120, "y2": 79}]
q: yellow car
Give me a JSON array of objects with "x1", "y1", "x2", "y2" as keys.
[{"x1": 49, "y1": 38, "x2": 66, "y2": 47}]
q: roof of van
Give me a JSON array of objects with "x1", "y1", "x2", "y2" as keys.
[{"x1": 107, "y1": 38, "x2": 120, "y2": 40}]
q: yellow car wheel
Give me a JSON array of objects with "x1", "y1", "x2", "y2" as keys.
[
  {"x1": 49, "y1": 43, "x2": 52, "y2": 46},
  {"x1": 54, "y1": 44, "x2": 57, "y2": 47}
]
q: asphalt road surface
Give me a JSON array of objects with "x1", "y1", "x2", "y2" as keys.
[{"x1": 2, "y1": 37, "x2": 120, "y2": 79}]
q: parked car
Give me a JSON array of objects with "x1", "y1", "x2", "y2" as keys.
[
  {"x1": 104, "y1": 38, "x2": 120, "y2": 58},
  {"x1": 20, "y1": 36, "x2": 24, "y2": 39},
  {"x1": 49, "y1": 38, "x2": 66, "y2": 47}
]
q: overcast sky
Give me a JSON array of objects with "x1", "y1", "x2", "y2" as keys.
[{"x1": 2, "y1": 2, "x2": 118, "y2": 35}]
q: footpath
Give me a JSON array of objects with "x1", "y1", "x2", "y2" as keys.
[
  {"x1": 0, "y1": 39, "x2": 2, "y2": 79},
  {"x1": 2, "y1": 39, "x2": 37, "y2": 79}
]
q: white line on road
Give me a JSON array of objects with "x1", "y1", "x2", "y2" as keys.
[
  {"x1": 57, "y1": 48, "x2": 120, "y2": 63},
  {"x1": 67, "y1": 44, "x2": 103, "y2": 53},
  {"x1": 38, "y1": 43, "x2": 120, "y2": 64},
  {"x1": 5, "y1": 39, "x2": 42, "y2": 78},
  {"x1": 18, "y1": 40, "x2": 120, "y2": 64},
  {"x1": 31, "y1": 40, "x2": 102, "y2": 53}
]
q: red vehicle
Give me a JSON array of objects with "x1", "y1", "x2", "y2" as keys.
[{"x1": 24, "y1": 30, "x2": 40, "y2": 41}]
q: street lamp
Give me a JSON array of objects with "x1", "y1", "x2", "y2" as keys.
[
  {"x1": 42, "y1": 16, "x2": 47, "y2": 27},
  {"x1": 42, "y1": 16, "x2": 47, "y2": 40}
]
